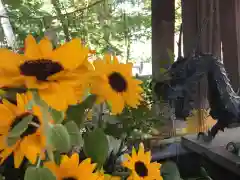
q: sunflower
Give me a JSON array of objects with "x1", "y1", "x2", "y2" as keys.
[
  {"x1": 90, "y1": 54, "x2": 143, "y2": 114},
  {"x1": 0, "y1": 93, "x2": 46, "y2": 168},
  {"x1": 122, "y1": 143, "x2": 163, "y2": 180},
  {"x1": 44, "y1": 153, "x2": 99, "y2": 180},
  {"x1": 0, "y1": 34, "x2": 92, "y2": 111}
]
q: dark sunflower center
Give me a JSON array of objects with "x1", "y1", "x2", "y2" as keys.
[
  {"x1": 19, "y1": 59, "x2": 64, "y2": 81},
  {"x1": 135, "y1": 161, "x2": 148, "y2": 177},
  {"x1": 108, "y1": 72, "x2": 127, "y2": 92},
  {"x1": 10, "y1": 113, "x2": 40, "y2": 138},
  {"x1": 62, "y1": 177, "x2": 78, "y2": 180}
]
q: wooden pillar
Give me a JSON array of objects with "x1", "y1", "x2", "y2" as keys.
[
  {"x1": 212, "y1": 0, "x2": 221, "y2": 57},
  {"x1": 181, "y1": 0, "x2": 198, "y2": 56},
  {"x1": 219, "y1": 0, "x2": 240, "y2": 90},
  {"x1": 182, "y1": 0, "x2": 221, "y2": 57},
  {"x1": 151, "y1": 0, "x2": 175, "y2": 134},
  {"x1": 151, "y1": 0, "x2": 175, "y2": 80}
]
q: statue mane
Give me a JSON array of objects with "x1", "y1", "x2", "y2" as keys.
[
  {"x1": 210, "y1": 56, "x2": 240, "y2": 118},
  {"x1": 183, "y1": 54, "x2": 240, "y2": 123}
]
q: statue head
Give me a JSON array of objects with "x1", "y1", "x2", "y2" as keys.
[{"x1": 153, "y1": 56, "x2": 199, "y2": 119}]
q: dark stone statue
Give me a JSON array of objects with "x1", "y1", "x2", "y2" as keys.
[{"x1": 153, "y1": 54, "x2": 240, "y2": 142}]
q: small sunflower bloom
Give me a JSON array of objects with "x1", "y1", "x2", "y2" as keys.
[
  {"x1": 86, "y1": 109, "x2": 93, "y2": 121},
  {"x1": 0, "y1": 35, "x2": 92, "y2": 111},
  {"x1": 122, "y1": 143, "x2": 163, "y2": 180},
  {"x1": 0, "y1": 93, "x2": 46, "y2": 168},
  {"x1": 90, "y1": 54, "x2": 143, "y2": 114},
  {"x1": 44, "y1": 153, "x2": 99, "y2": 180}
]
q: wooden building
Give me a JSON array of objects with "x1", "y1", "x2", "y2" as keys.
[
  {"x1": 152, "y1": 0, "x2": 240, "y2": 91},
  {"x1": 152, "y1": 0, "x2": 240, "y2": 133}
]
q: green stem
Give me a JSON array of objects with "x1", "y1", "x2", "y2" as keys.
[
  {"x1": 98, "y1": 103, "x2": 104, "y2": 128},
  {"x1": 36, "y1": 156, "x2": 41, "y2": 168},
  {"x1": 31, "y1": 90, "x2": 53, "y2": 162}
]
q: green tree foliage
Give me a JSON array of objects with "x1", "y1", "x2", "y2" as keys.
[{"x1": 2, "y1": 0, "x2": 152, "y2": 61}]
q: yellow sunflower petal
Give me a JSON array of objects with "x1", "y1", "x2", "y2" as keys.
[
  {"x1": 0, "y1": 104, "x2": 15, "y2": 125},
  {"x1": 131, "y1": 146, "x2": 137, "y2": 160},
  {"x1": 20, "y1": 136, "x2": 41, "y2": 164},
  {"x1": 83, "y1": 60, "x2": 94, "y2": 71},
  {"x1": 60, "y1": 155, "x2": 70, "y2": 164},
  {"x1": 44, "y1": 161, "x2": 59, "y2": 175},
  {"x1": 110, "y1": 95, "x2": 125, "y2": 115},
  {"x1": 78, "y1": 158, "x2": 96, "y2": 172},
  {"x1": 0, "y1": 147, "x2": 14, "y2": 164},
  {"x1": 0, "y1": 71, "x2": 24, "y2": 87},
  {"x1": 93, "y1": 59, "x2": 106, "y2": 72},
  {"x1": 16, "y1": 93, "x2": 26, "y2": 112},
  {"x1": 113, "y1": 56, "x2": 119, "y2": 64},
  {"x1": 24, "y1": 76, "x2": 49, "y2": 89},
  {"x1": 0, "y1": 127, "x2": 8, "y2": 134},
  {"x1": 144, "y1": 151, "x2": 152, "y2": 163},
  {"x1": 0, "y1": 135, "x2": 7, "y2": 149},
  {"x1": 39, "y1": 37, "x2": 53, "y2": 56},
  {"x1": 38, "y1": 84, "x2": 68, "y2": 111},
  {"x1": 2, "y1": 99, "x2": 20, "y2": 115},
  {"x1": 121, "y1": 63, "x2": 133, "y2": 76},
  {"x1": 49, "y1": 38, "x2": 86, "y2": 70},
  {"x1": 14, "y1": 146, "x2": 25, "y2": 168},
  {"x1": 95, "y1": 96, "x2": 105, "y2": 104},
  {"x1": 60, "y1": 153, "x2": 79, "y2": 169},
  {"x1": 138, "y1": 143, "x2": 145, "y2": 157},
  {"x1": 24, "y1": 34, "x2": 41, "y2": 59},
  {"x1": 122, "y1": 160, "x2": 133, "y2": 170},
  {"x1": 0, "y1": 49, "x2": 22, "y2": 71},
  {"x1": 104, "y1": 54, "x2": 111, "y2": 64},
  {"x1": 32, "y1": 105, "x2": 42, "y2": 119}
]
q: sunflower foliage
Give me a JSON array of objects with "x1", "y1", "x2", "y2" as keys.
[{"x1": 0, "y1": 35, "x2": 167, "y2": 180}]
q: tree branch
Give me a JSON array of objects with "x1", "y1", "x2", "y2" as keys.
[{"x1": 0, "y1": 0, "x2": 105, "y2": 20}]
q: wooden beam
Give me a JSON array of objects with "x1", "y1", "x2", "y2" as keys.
[{"x1": 219, "y1": 0, "x2": 240, "y2": 90}]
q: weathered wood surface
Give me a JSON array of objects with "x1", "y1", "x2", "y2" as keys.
[{"x1": 181, "y1": 127, "x2": 240, "y2": 176}]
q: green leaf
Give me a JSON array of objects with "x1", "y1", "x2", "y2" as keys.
[
  {"x1": 84, "y1": 128, "x2": 109, "y2": 168},
  {"x1": 4, "y1": 0, "x2": 22, "y2": 7},
  {"x1": 8, "y1": 114, "x2": 33, "y2": 138},
  {"x1": 32, "y1": 90, "x2": 43, "y2": 105},
  {"x1": 53, "y1": 151, "x2": 61, "y2": 166},
  {"x1": 7, "y1": 136, "x2": 20, "y2": 146},
  {"x1": 49, "y1": 124, "x2": 71, "y2": 153},
  {"x1": 160, "y1": 68, "x2": 167, "y2": 74},
  {"x1": 200, "y1": 167, "x2": 213, "y2": 180},
  {"x1": 64, "y1": 121, "x2": 83, "y2": 147},
  {"x1": 24, "y1": 166, "x2": 56, "y2": 180},
  {"x1": 161, "y1": 161, "x2": 183, "y2": 180},
  {"x1": 104, "y1": 123, "x2": 124, "y2": 139},
  {"x1": 167, "y1": 48, "x2": 175, "y2": 64},
  {"x1": 104, "y1": 115, "x2": 120, "y2": 124},
  {"x1": 66, "y1": 95, "x2": 96, "y2": 127},
  {"x1": 46, "y1": 149, "x2": 54, "y2": 162},
  {"x1": 25, "y1": 100, "x2": 34, "y2": 110},
  {"x1": 49, "y1": 108, "x2": 65, "y2": 124}
]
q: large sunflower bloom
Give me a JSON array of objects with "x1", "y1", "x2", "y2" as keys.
[
  {"x1": 122, "y1": 143, "x2": 163, "y2": 180},
  {"x1": 45, "y1": 153, "x2": 99, "y2": 180},
  {"x1": 0, "y1": 93, "x2": 46, "y2": 168},
  {"x1": 0, "y1": 35, "x2": 91, "y2": 111},
  {"x1": 90, "y1": 54, "x2": 143, "y2": 114}
]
